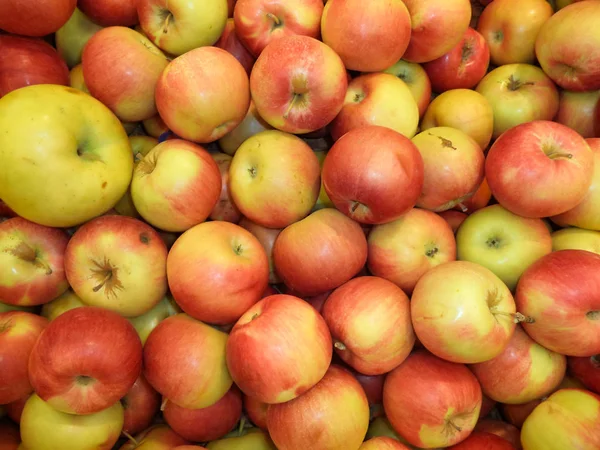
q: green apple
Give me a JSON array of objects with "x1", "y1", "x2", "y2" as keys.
[
  {"x1": 127, "y1": 295, "x2": 181, "y2": 345},
  {"x1": 55, "y1": 8, "x2": 104, "y2": 68},
  {"x1": 40, "y1": 289, "x2": 86, "y2": 321},
  {"x1": 551, "y1": 228, "x2": 600, "y2": 255}
]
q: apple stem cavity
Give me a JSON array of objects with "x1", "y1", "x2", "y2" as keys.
[
  {"x1": 90, "y1": 258, "x2": 124, "y2": 298},
  {"x1": 266, "y1": 12, "x2": 282, "y2": 29},
  {"x1": 161, "y1": 11, "x2": 173, "y2": 34},
  {"x1": 334, "y1": 341, "x2": 347, "y2": 351},
  {"x1": 586, "y1": 311, "x2": 600, "y2": 321},
  {"x1": 506, "y1": 75, "x2": 535, "y2": 91},
  {"x1": 237, "y1": 416, "x2": 247, "y2": 435},
  {"x1": 283, "y1": 93, "x2": 302, "y2": 119},
  {"x1": 9, "y1": 242, "x2": 53, "y2": 275}
]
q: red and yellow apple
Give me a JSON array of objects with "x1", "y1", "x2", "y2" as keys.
[
  {"x1": 381, "y1": 59, "x2": 432, "y2": 117},
  {"x1": 239, "y1": 218, "x2": 282, "y2": 284},
  {"x1": 119, "y1": 424, "x2": 190, "y2": 450},
  {"x1": 217, "y1": 101, "x2": 272, "y2": 155},
  {"x1": 568, "y1": 355, "x2": 600, "y2": 394},
  {"x1": 121, "y1": 374, "x2": 161, "y2": 436},
  {"x1": 555, "y1": 90, "x2": 600, "y2": 138},
  {"x1": 448, "y1": 432, "x2": 517, "y2": 449}
]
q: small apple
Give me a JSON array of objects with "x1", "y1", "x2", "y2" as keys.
[
  {"x1": 119, "y1": 424, "x2": 189, "y2": 450},
  {"x1": 568, "y1": 355, "x2": 600, "y2": 394},
  {"x1": 239, "y1": 218, "x2": 282, "y2": 284},
  {"x1": 55, "y1": 7, "x2": 104, "y2": 68},
  {"x1": 40, "y1": 289, "x2": 85, "y2": 321},
  {"x1": 555, "y1": 90, "x2": 600, "y2": 138},
  {"x1": 218, "y1": 101, "x2": 272, "y2": 155},
  {"x1": 127, "y1": 295, "x2": 181, "y2": 346},
  {"x1": 209, "y1": 153, "x2": 243, "y2": 224}
]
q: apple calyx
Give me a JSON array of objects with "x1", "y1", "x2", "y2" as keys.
[
  {"x1": 486, "y1": 236, "x2": 502, "y2": 249},
  {"x1": 334, "y1": 341, "x2": 347, "y2": 351},
  {"x1": 493, "y1": 29, "x2": 504, "y2": 44},
  {"x1": 506, "y1": 75, "x2": 534, "y2": 91},
  {"x1": 9, "y1": 242, "x2": 53, "y2": 275},
  {"x1": 90, "y1": 257, "x2": 124, "y2": 298},
  {"x1": 586, "y1": 310, "x2": 600, "y2": 320},
  {"x1": 266, "y1": 13, "x2": 283, "y2": 30},
  {"x1": 76, "y1": 375, "x2": 95, "y2": 386},
  {"x1": 425, "y1": 244, "x2": 440, "y2": 258}
]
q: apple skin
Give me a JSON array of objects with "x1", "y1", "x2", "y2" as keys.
[
  {"x1": 0, "y1": 312, "x2": 48, "y2": 404},
  {"x1": 121, "y1": 374, "x2": 161, "y2": 436},
  {"x1": 515, "y1": 249, "x2": 600, "y2": 357},
  {"x1": 0, "y1": 217, "x2": 70, "y2": 306},
  {"x1": 367, "y1": 208, "x2": 457, "y2": 295},
  {"x1": 382, "y1": 59, "x2": 432, "y2": 118},
  {"x1": 167, "y1": 221, "x2": 269, "y2": 325},
  {"x1": 272, "y1": 208, "x2": 368, "y2": 296},
  {"x1": 330, "y1": 73, "x2": 420, "y2": 141},
  {"x1": 215, "y1": 18, "x2": 256, "y2": 75},
  {"x1": 447, "y1": 432, "x2": 517, "y2": 449},
  {"x1": 322, "y1": 276, "x2": 415, "y2": 376},
  {"x1": 0, "y1": 0, "x2": 76, "y2": 37},
  {"x1": 359, "y1": 437, "x2": 411, "y2": 450},
  {"x1": 21, "y1": 394, "x2": 124, "y2": 450},
  {"x1": 78, "y1": 0, "x2": 138, "y2": 26},
  {"x1": 555, "y1": 90, "x2": 600, "y2": 139},
  {"x1": 401, "y1": 0, "x2": 473, "y2": 63},
  {"x1": 485, "y1": 120, "x2": 594, "y2": 218},
  {"x1": 411, "y1": 261, "x2": 518, "y2": 364},
  {"x1": 206, "y1": 428, "x2": 276, "y2": 450},
  {"x1": 457, "y1": 177, "x2": 493, "y2": 213},
  {"x1": 551, "y1": 138, "x2": 600, "y2": 230},
  {"x1": 119, "y1": 424, "x2": 190, "y2": 450},
  {"x1": 156, "y1": 47, "x2": 250, "y2": 143},
  {"x1": 28, "y1": 306, "x2": 143, "y2": 415},
  {"x1": 244, "y1": 394, "x2": 269, "y2": 429},
  {"x1": 456, "y1": 204, "x2": 553, "y2": 291},
  {"x1": 127, "y1": 295, "x2": 181, "y2": 346},
  {"x1": 233, "y1": 0, "x2": 324, "y2": 57},
  {"x1": 475, "y1": 419, "x2": 522, "y2": 449},
  {"x1": 320, "y1": 0, "x2": 411, "y2": 72},
  {"x1": 68, "y1": 64, "x2": 89, "y2": 94},
  {"x1": 383, "y1": 350, "x2": 482, "y2": 448},
  {"x1": 551, "y1": 228, "x2": 600, "y2": 255},
  {"x1": 0, "y1": 421, "x2": 20, "y2": 449},
  {"x1": 143, "y1": 115, "x2": 170, "y2": 139},
  {"x1": 267, "y1": 364, "x2": 370, "y2": 450},
  {"x1": 568, "y1": 355, "x2": 600, "y2": 394},
  {"x1": 439, "y1": 210, "x2": 468, "y2": 234},
  {"x1": 423, "y1": 27, "x2": 490, "y2": 92},
  {"x1": 535, "y1": 1, "x2": 600, "y2": 91},
  {"x1": 0, "y1": 34, "x2": 69, "y2": 99},
  {"x1": 163, "y1": 386, "x2": 242, "y2": 442},
  {"x1": 322, "y1": 125, "x2": 424, "y2": 224},
  {"x1": 218, "y1": 101, "x2": 272, "y2": 155},
  {"x1": 209, "y1": 153, "x2": 243, "y2": 224},
  {"x1": 226, "y1": 294, "x2": 333, "y2": 404},
  {"x1": 521, "y1": 389, "x2": 600, "y2": 449},
  {"x1": 239, "y1": 218, "x2": 282, "y2": 284}
]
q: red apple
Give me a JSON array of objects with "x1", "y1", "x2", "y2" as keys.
[
  {"x1": 457, "y1": 177, "x2": 493, "y2": 213},
  {"x1": 209, "y1": 153, "x2": 243, "y2": 224},
  {"x1": 119, "y1": 424, "x2": 189, "y2": 450},
  {"x1": 568, "y1": 355, "x2": 600, "y2": 394},
  {"x1": 351, "y1": 371, "x2": 385, "y2": 409},
  {"x1": 244, "y1": 394, "x2": 268, "y2": 430},
  {"x1": 448, "y1": 432, "x2": 517, "y2": 449},
  {"x1": 267, "y1": 365, "x2": 370, "y2": 450},
  {"x1": 226, "y1": 294, "x2": 332, "y2": 404},
  {"x1": 423, "y1": 27, "x2": 490, "y2": 92},
  {"x1": 0, "y1": 217, "x2": 70, "y2": 306},
  {"x1": 215, "y1": 18, "x2": 256, "y2": 75},
  {"x1": 383, "y1": 350, "x2": 482, "y2": 448},
  {"x1": 28, "y1": 306, "x2": 142, "y2": 415},
  {"x1": 438, "y1": 210, "x2": 468, "y2": 233},
  {"x1": 0, "y1": 421, "x2": 20, "y2": 450},
  {"x1": 5, "y1": 394, "x2": 29, "y2": 424},
  {"x1": 360, "y1": 437, "x2": 411, "y2": 449},
  {"x1": 515, "y1": 249, "x2": 600, "y2": 357},
  {"x1": 381, "y1": 59, "x2": 432, "y2": 118},
  {"x1": 479, "y1": 394, "x2": 498, "y2": 419},
  {"x1": 501, "y1": 401, "x2": 540, "y2": 429},
  {"x1": 322, "y1": 125, "x2": 424, "y2": 224},
  {"x1": 272, "y1": 208, "x2": 368, "y2": 296},
  {"x1": 121, "y1": 374, "x2": 161, "y2": 436},
  {"x1": 0, "y1": 312, "x2": 48, "y2": 404},
  {"x1": 475, "y1": 419, "x2": 522, "y2": 449},
  {"x1": 0, "y1": 0, "x2": 76, "y2": 37},
  {"x1": 485, "y1": 120, "x2": 594, "y2": 218},
  {"x1": 555, "y1": 90, "x2": 600, "y2": 139},
  {"x1": 239, "y1": 218, "x2": 282, "y2": 284},
  {"x1": 78, "y1": 0, "x2": 138, "y2": 26}
]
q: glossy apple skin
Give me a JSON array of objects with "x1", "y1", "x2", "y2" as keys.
[
  {"x1": 423, "y1": 27, "x2": 490, "y2": 92},
  {"x1": 122, "y1": 374, "x2": 161, "y2": 436},
  {"x1": 551, "y1": 228, "x2": 600, "y2": 255},
  {"x1": 215, "y1": 18, "x2": 256, "y2": 75},
  {"x1": 0, "y1": 312, "x2": 48, "y2": 404},
  {"x1": 226, "y1": 295, "x2": 332, "y2": 404},
  {"x1": 516, "y1": 250, "x2": 600, "y2": 357},
  {"x1": 568, "y1": 355, "x2": 600, "y2": 394},
  {"x1": 119, "y1": 424, "x2": 190, "y2": 450},
  {"x1": 0, "y1": 0, "x2": 76, "y2": 37},
  {"x1": 485, "y1": 120, "x2": 594, "y2": 218},
  {"x1": 475, "y1": 419, "x2": 522, "y2": 449},
  {"x1": 78, "y1": 0, "x2": 138, "y2": 26},
  {"x1": 0, "y1": 35, "x2": 69, "y2": 98},
  {"x1": 448, "y1": 431, "x2": 517, "y2": 449},
  {"x1": 383, "y1": 350, "x2": 482, "y2": 448},
  {"x1": 267, "y1": 365, "x2": 370, "y2": 450},
  {"x1": 382, "y1": 59, "x2": 432, "y2": 118},
  {"x1": 322, "y1": 126, "x2": 424, "y2": 224},
  {"x1": 272, "y1": 208, "x2": 368, "y2": 296}
]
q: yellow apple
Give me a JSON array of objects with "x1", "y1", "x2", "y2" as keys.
[
  {"x1": 206, "y1": 428, "x2": 277, "y2": 450},
  {"x1": 551, "y1": 228, "x2": 600, "y2": 255},
  {"x1": 55, "y1": 7, "x2": 103, "y2": 68},
  {"x1": 312, "y1": 149, "x2": 335, "y2": 210},
  {"x1": 127, "y1": 295, "x2": 181, "y2": 345},
  {"x1": 40, "y1": 289, "x2": 86, "y2": 321},
  {"x1": 142, "y1": 115, "x2": 169, "y2": 139},
  {"x1": 382, "y1": 59, "x2": 432, "y2": 118},
  {"x1": 69, "y1": 64, "x2": 89, "y2": 94},
  {"x1": 218, "y1": 101, "x2": 272, "y2": 156}
]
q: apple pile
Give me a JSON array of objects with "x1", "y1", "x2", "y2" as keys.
[{"x1": 1, "y1": 0, "x2": 600, "y2": 449}]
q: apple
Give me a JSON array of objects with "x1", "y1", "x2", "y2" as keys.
[
  {"x1": 365, "y1": 417, "x2": 405, "y2": 443},
  {"x1": 381, "y1": 59, "x2": 432, "y2": 118},
  {"x1": 122, "y1": 374, "x2": 161, "y2": 436},
  {"x1": 439, "y1": 210, "x2": 468, "y2": 234},
  {"x1": 456, "y1": 204, "x2": 553, "y2": 291},
  {"x1": 143, "y1": 115, "x2": 170, "y2": 139},
  {"x1": 359, "y1": 437, "x2": 411, "y2": 449},
  {"x1": 476, "y1": 64, "x2": 560, "y2": 139},
  {"x1": 238, "y1": 218, "x2": 282, "y2": 284},
  {"x1": 40, "y1": 289, "x2": 85, "y2": 321},
  {"x1": 215, "y1": 18, "x2": 256, "y2": 75},
  {"x1": 206, "y1": 428, "x2": 276, "y2": 450},
  {"x1": 485, "y1": 120, "x2": 594, "y2": 218},
  {"x1": 411, "y1": 261, "x2": 521, "y2": 364},
  {"x1": 272, "y1": 208, "x2": 368, "y2": 296},
  {"x1": 423, "y1": 27, "x2": 490, "y2": 92},
  {"x1": 127, "y1": 295, "x2": 181, "y2": 346},
  {"x1": 21, "y1": 394, "x2": 124, "y2": 450},
  {"x1": 447, "y1": 432, "x2": 517, "y2": 449},
  {"x1": 457, "y1": 177, "x2": 493, "y2": 213},
  {"x1": 322, "y1": 125, "x2": 424, "y2": 224},
  {"x1": 244, "y1": 394, "x2": 269, "y2": 429},
  {"x1": 330, "y1": 73, "x2": 420, "y2": 141},
  {"x1": 209, "y1": 153, "x2": 243, "y2": 223},
  {"x1": 55, "y1": 8, "x2": 104, "y2": 68},
  {"x1": 250, "y1": 35, "x2": 347, "y2": 134},
  {"x1": 568, "y1": 355, "x2": 600, "y2": 394},
  {"x1": 0, "y1": 312, "x2": 48, "y2": 404},
  {"x1": 551, "y1": 138, "x2": 600, "y2": 230},
  {"x1": 320, "y1": 0, "x2": 411, "y2": 72},
  {"x1": 421, "y1": 89, "x2": 494, "y2": 150},
  {"x1": 0, "y1": 34, "x2": 69, "y2": 98},
  {"x1": 68, "y1": 64, "x2": 89, "y2": 94},
  {"x1": 163, "y1": 386, "x2": 242, "y2": 442},
  {"x1": 28, "y1": 306, "x2": 142, "y2": 414},
  {"x1": 78, "y1": 0, "x2": 138, "y2": 26},
  {"x1": 521, "y1": 389, "x2": 600, "y2": 449},
  {"x1": 475, "y1": 419, "x2": 522, "y2": 449},
  {"x1": 551, "y1": 228, "x2": 600, "y2": 254},
  {"x1": 411, "y1": 126, "x2": 485, "y2": 212},
  {"x1": 233, "y1": 0, "x2": 324, "y2": 57},
  {"x1": 0, "y1": 421, "x2": 19, "y2": 449},
  {"x1": 218, "y1": 101, "x2": 272, "y2": 155},
  {"x1": 137, "y1": 0, "x2": 228, "y2": 56},
  {"x1": 555, "y1": 90, "x2": 600, "y2": 138},
  {"x1": 0, "y1": 0, "x2": 76, "y2": 37},
  {"x1": 156, "y1": 47, "x2": 250, "y2": 143},
  {"x1": 367, "y1": 208, "x2": 456, "y2": 295},
  {"x1": 119, "y1": 424, "x2": 190, "y2": 450},
  {"x1": 401, "y1": 0, "x2": 472, "y2": 63},
  {"x1": 535, "y1": 1, "x2": 600, "y2": 91},
  {"x1": 0, "y1": 217, "x2": 70, "y2": 306},
  {"x1": 383, "y1": 350, "x2": 482, "y2": 448},
  {"x1": 226, "y1": 294, "x2": 332, "y2": 403},
  {"x1": 515, "y1": 249, "x2": 600, "y2": 357},
  {"x1": 500, "y1": 401, "x2": 541, "y2": 429},
  {"x1": 5, "y1": 393, "x2": 29, "y2": 424},
  {"x1": 82, "y1": 26, "x2": 169, "y2": 122},
  {"x1": 267, "y1": 365, "x2": 370, "y2": 450}
]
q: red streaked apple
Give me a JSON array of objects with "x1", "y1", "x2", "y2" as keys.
[
  {"x1": 383, "y1": 350, "x2": 482, "y2": 448},
  {"x1": 244, "y1": 394, "x2": 269, "y2": 429},
  {"x1": 448, "y1": 432, "x2": 517, "y2": 449},
  {"x1": 475, "y1": 419, "x2": 522, "y2": 449},
  {"x1": 515, "y1": 249, "x2": 600, "y2": 357},
  {"x1": 551, "y1": 228, "x2": 600, "y2": 255},
  {"x1": 119, "y1": 424, "x2": 190, "y2": 450},
  {"x1": 215, "y1": 18, "x2": 256, "y2": 75},
  {"x1": 360, "y1": 437, "x2": 411, "y2": 449},
  {"x1": 56, "y1": 6, "x2": 104, "y2": 68},
  {"x1": 78, "y1": 0, "x2": 138, "y2": 26},
  {"x1": 411, "y1": 261, "x2": 521, "y2": 364},
  {"x1": 0, "y1": 0, "x2": 76, "y2": 37},
  {"x1": 485, "y1": 120, "x2": 594, "y2": 218},
  {"x1": 272, "y1": 208, "x2": 368, "y2": 296},
  {"x1": 156, "y1": 47, "x2": 250, "y2": 143},
  {"x1": 367, "y1": 208, "x2": 457, "y2": 295},
  {"x1": 267, "y1": 364, "x2": 370, "y2": 450},
  {"x1": 320, "y1": 0, "x2": 411, "y2": 72},
  {"x1": 239, "y1": 218, "x2": 282, "y2": 284},
  {"x1": 82, "y1": 26, "x2": 169, "y2": 122},
  {"x1": 382, "y1": 59, "x2": 432, "y2": 118},
  {"x1": 0, "y1": 217, "x2": 70, "y2": 306},
  {"x1": 226, "y1": 294, "x2": 332, "y2": 404},
  {"x1": 218, "y1": 101, "x2": 272, "y2": 155},
  {"x1": 233, "y1": 0, "x2": 324, "y2": 57},
  {"x1": 568, "y1": 355, "x2": 600, "y2": 394},
  {"x1": 555, "y1": 90, "x2": 600, "y2": 138},
  {"x1": 322, "y1": 125, "x2": 424, "y2": 224},
  {"x1": 209, "y1": 153, "x2": 243, "y2": 223},
  {"x1": 121, "y1": 374, "x2": 161, "y2": 436}
]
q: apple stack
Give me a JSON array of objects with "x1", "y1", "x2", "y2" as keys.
[{"x1": 1, "y1": 0, "x2": 600, "y2": 449}]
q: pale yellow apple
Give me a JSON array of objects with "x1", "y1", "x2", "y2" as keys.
[
  {"x1": 55, "y1": 7, "x2": 104, "y2": 68},
  {"x1": 40, "y1": 289, "x2": 86, "y2": 321},
  {"x1": 20, "y1": 394, "x2": 124, "y2": 450},
  {"x1": 0, "y1": 84, "x2": 133, "y2": 228},
  {"x1": 382, "y1": 59, "x2": 432, "y2": 118},
  {"x1": 551, "y1": 228, "x2": 600, "y2": 255},
  {"x1": 69, "y1": 64, "x2": 89, "y2": 94},
  {"x1": 127, "y1": 295, "x2": 181, "y2": 345},
  {"x1": 218, "y1": 101, "x2": 272, "y2": 156}
]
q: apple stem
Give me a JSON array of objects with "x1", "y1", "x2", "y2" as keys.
[
  {"x1": 134, "y1": 152, "x2": 145, "y2": 163},
  {"x1": 457, "y1": 203, "x2": 468, "y2": 213},
  {"x1": 266, "y1": 12, "x2": 281, "y2": 26},
  {"x1": 283, "y1": 94, "x2": 301, "y2": 119},
  {"x1": 546, "y1": 151, "x2": 573, "y2": 160},
  {"x1": 92, "y1": 270, "x2": 113, "y2": 293},
  {"x1": 160, "y1": 398, "x2": 168, "y2": 411},
  {"x1": 334, "y1": 341, "x2": 347, "y2": 351},
  {"x1": 238, "y1": 416, "x2": 247, "y2": 435},
  {"x1": 122, "y1": 431, "x2": 138, "y2": 445},
  {"x1": 162, "y1": 12, "x2": 172, "y2": 34}
]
